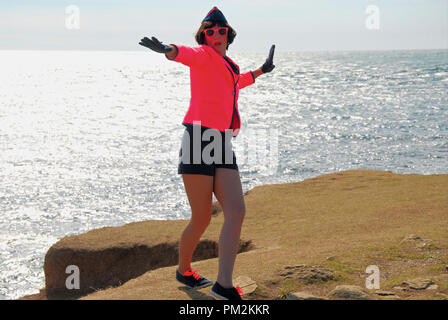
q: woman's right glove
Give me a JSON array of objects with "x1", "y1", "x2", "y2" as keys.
[{"x1": 139, "y1": 36, "x2": 173, "y2": 53}]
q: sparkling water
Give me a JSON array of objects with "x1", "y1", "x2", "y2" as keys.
[{"x1": 0, "y1": 49, "x2": 447, "y2": 299}]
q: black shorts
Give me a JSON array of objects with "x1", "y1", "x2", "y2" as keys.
[{"x1": 178, "y1": 124, "x2": 239, "y2": 176}]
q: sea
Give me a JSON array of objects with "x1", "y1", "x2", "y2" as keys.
[{"x1": 0, "y1": 49, "x2": 447, "y2": 299}]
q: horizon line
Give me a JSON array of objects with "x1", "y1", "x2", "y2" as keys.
[{"x1": 1, "y1": 47, "x2": 447, "y2": 53}]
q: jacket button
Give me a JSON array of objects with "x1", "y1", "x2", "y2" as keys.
[{"x1": 232, "y1": 91, "x2": 235, "y2": 95}]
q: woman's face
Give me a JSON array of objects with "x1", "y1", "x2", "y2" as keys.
[{"x1": 204, "y1": 26, "x2": 228, "y2": 54}]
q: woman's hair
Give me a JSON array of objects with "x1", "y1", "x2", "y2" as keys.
[{"x1": 195, "y1": 21, "x2": 236, "y2": 50}]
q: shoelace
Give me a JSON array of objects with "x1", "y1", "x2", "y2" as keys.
[
  {"x1": 235, "y1": 286, "x2": 246, "y2": 297},
  {"x1": 184, "y1": 268, "x2": 202, "y2": 280}
]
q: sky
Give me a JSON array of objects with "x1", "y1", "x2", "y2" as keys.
[{"x1": 0, "y1": 0, "x2": 447, "y2": 52}]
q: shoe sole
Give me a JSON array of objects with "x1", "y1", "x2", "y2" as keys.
[
  {"x1": 176, "y1": 278, "x2": 213, "y2": 289},
  {"x1": 210, "y1": 289, "x2": 229, "y2": 300}
]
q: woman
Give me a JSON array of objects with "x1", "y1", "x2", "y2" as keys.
[{"x1": 139, "y1": 7, "x2": 275, "y2": 300}]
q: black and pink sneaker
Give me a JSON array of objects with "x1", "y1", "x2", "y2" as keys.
[
  {"x1": 210, "y1": 281, "x2": 246, "y2": 300},
  {"x1": 176, "y1": 267, "x2": 213, "y2": 289}
]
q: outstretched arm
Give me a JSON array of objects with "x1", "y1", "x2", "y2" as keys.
[
  {"x1": 239, "y1": 45, "x2": 275, "y2": 89},
  {"x1": 252, "y1": 68, "x2": 264, "y2": 80},
  {"x1": 241, "y1": 45, "x2": 275, "y2": 88},
  {"x1": 165, "y1": 45, "x2": 178, "y2": 60},
  {"x1": 139, "y1": 36, "x2": 208, "y2": 67}
]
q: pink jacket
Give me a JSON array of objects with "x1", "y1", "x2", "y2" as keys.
[{"x1": 166, "y1": 44, "x2": 255, "y2": 137}]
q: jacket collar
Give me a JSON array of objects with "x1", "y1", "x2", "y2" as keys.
[
  {"x1": 202, "y1": 44, "x2": 240, "y2": 85},
  {"x1": 222, "y1": 55, "x2": 239, "y2": 74}
]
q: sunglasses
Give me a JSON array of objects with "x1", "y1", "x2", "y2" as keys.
[{"x1": 204, "y1": 27, "x2": 228, "y2": 37}]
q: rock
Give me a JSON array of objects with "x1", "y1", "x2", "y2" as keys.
[
  {"x1": 234, "y1": 276, "x2": 257, "y2": 295},
  {"x1": 284, "y1": 291, "x2": 327, "y2": 300},
  {"x1": 279, "y1": 264, "x2": 335, "y2": 283},
  {"x1": 326, "y1": 256, "x2": 336, "y2": 261},
  {"x1": 374, "y1": 290, "x2": 402, "y2": 300},
  {"x1": 43, "y1": 222, "x2": 254, "y2": 299},
  {"x1": 284, "y1": 264, "x2": 306, "y2": 269},
  {"x1": 402, "y1": 278, "x2": 434, "y2": 290},
  {"x1": 401, "y1": 234, "x2": 422, "y2": 242},
  {"x1": 392, "y1": 286, "x2": 409, "y2": 292},
  {"x1": 416, "y1": 241, "x2": 435, "y2": 249},
  {"x1": 374, "y1": 290, "x2": 396, "y2": 296},
  {"x1": 327, "y1": 285, "x2": 374, "y2": 300},
  {"x1": 426, "y1": 284, "x2": 438, "y2": 290},
  {"x1": 44, "y1": 241, "x2": 190, "y2": 299},
  {"x1": 400, "y1": 235, "x2": 435, "y2": 248}
]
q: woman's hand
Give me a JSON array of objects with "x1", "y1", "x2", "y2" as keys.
[
  {"x1": 261, "y1": 45, "x2": 275, "y2": 73},
  {"x1": 139, "y1": 36, "x2": 173, "y2": 54}
]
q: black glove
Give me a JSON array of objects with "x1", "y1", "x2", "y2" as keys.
[
  {"x1": 261, "y1": 45, "x2": 275, "y2": 73},
  {"x1": 139, "y1": 36, "x2": 173, "y2": 54}
]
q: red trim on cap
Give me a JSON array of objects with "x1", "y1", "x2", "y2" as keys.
[
  {"x1": 204, "y1": 8, "x2": 221, "y2": 19},
  {"x1": 205, "y1": 7, "x2": 220, "y2": 17}
]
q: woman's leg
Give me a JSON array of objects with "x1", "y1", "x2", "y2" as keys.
[
  {"x1": 178, "y1": 173, "x2": 214, "y2": 274},
  {"x1": 213, "y1": 168, "x2": 246, "y2": 288}
]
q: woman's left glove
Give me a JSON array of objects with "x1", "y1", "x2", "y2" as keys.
[{"x1": 261, "y1": 45, "x2": 275, "y2": 73}]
